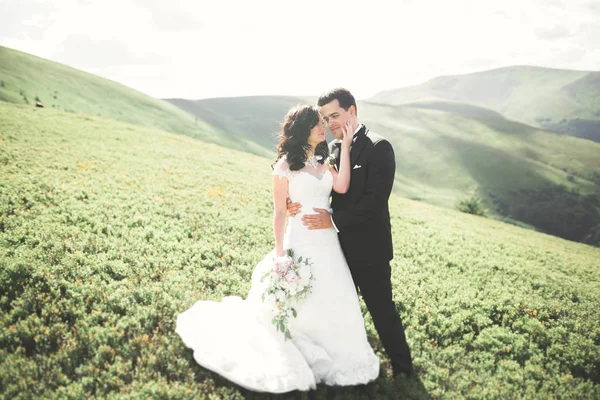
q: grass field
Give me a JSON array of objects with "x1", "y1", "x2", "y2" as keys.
[{"x1": 1, "y1": 102, "x2": 599, "y2": 399}]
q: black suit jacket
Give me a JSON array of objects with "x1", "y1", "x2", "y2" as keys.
[{"x1": 329, "y1": 125, "x2": 395, "y2": 266}]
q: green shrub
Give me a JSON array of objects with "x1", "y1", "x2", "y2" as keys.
[{"x1": 457, "y1": 196, "x2": 487, "y2": 217}]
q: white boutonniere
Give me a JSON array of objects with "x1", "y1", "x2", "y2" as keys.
[{"x1": 326, "y1": 154, "x2": 337, "y2": 167}]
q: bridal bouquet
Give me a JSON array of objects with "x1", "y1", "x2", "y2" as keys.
[{"x1": 261, "y1": 249, "x2": 314, "y2": 340}]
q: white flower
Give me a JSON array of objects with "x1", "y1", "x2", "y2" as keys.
[
  {"x1": 276, "y1": 290, "x2": 285, "y2": 301},
  {"x1": 298, "y1": 263, "x2": 311, "y2": 285}
]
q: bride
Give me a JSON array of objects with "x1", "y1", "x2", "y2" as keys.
[{"x1": 176, "y1": 104, "x2": 379, "y2": 393}]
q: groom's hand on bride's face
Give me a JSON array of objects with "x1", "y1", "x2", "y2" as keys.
[
  {"x1": 287, "y1": 199, "x2": 302, "y2": 216},
  {"x1": 302, "y1": 208, "x2": 333, "y2": 230}
]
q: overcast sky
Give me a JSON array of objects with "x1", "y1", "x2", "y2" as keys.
[{"x1": 1, "y1": 0, "x2": 599, "y2": 100}]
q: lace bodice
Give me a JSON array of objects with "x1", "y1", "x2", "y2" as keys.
[{"x1": 273, "y1": 156, "x2": 333, "y2": 214}]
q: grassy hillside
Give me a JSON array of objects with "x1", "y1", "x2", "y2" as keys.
[
  {"x1": 369, "y1": 66, "x2": 600, "y2": 142},
  {"x1": 0, "y1": 45, "x2": 270, "y2": 157},
  {"x1": 169, "y1": 96, "x2": 600, "y2": 243},
  {"x1": 1, "y1": 102, "x2": 599, "y2": 399},
  {"x1": 363, "y1": 101, "x2": 600, "y2": 244},
  {"x1": 403, "y1": 101, "x2": 506, "y2": 119}
]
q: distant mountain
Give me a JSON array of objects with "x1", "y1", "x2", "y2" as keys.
[
  {"x1": 370, "y1": 66, "x2": 600, "y2": 143},
  {"x1": 0, "y1": 45, "x2": 270, "y2": 156}
]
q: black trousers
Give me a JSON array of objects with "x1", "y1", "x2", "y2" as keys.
[{"x1": 349, "y1": 259, "x2": 414, "y2": 373}]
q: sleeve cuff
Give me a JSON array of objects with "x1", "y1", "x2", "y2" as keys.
[{"x1": 330, "y1": 214, "x2": 339, "y2": 233}]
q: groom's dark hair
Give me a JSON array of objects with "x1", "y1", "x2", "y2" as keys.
[{"x1": 318, "y1": 88, "x2": 357, "y2": 116}]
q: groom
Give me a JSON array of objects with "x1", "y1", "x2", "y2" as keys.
[{"x1": 288, "y1": 88, "x2": 414, "y2": 377}]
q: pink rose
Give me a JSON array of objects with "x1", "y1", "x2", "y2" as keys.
[
  {"x1": 285, "y1": 271, "x2": 298, "y2": 283},
  {"x1": 275, "y1": 256, "x2": 293, "y2": 276}
]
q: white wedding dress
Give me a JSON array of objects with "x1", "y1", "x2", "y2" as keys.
[{"x1": 175, "y1": 156, "x2": 379, "y2": 393}]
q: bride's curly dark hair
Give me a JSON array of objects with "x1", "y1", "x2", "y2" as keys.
[{"x1": 275, "y1": 104, "x2": 329, "y2": 171}]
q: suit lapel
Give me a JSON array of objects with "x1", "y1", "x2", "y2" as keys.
[
  {"x1": 329, "y1": 141, "x2": 341, "y2": 171},
  {"x1": 350, "y1": 125, "x2": 368, "y2": 167}
]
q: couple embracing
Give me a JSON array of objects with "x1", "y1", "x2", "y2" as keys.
[{"x1": 176, "y1": 88, "x2": 414, "y2": 393}]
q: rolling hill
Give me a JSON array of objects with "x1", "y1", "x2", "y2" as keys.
[
  {"x1": 168, "y1": 95, "x2": 600, "y2": 244},
  {"x1": 165, "y1": 96, "x2": 314, "y2": 152},
  {"x1": 2, "y1": 45, "x2": 598, "y2": 243},
  {"x1": 369, "y1": 66, "x2": 600, "y2": 143},
  {"x1": 1, "y1": 102, "x2": 598, "y2": 398},
  {"x1": 0, "y1": 45, "x2": 270, "y2": 157}
]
